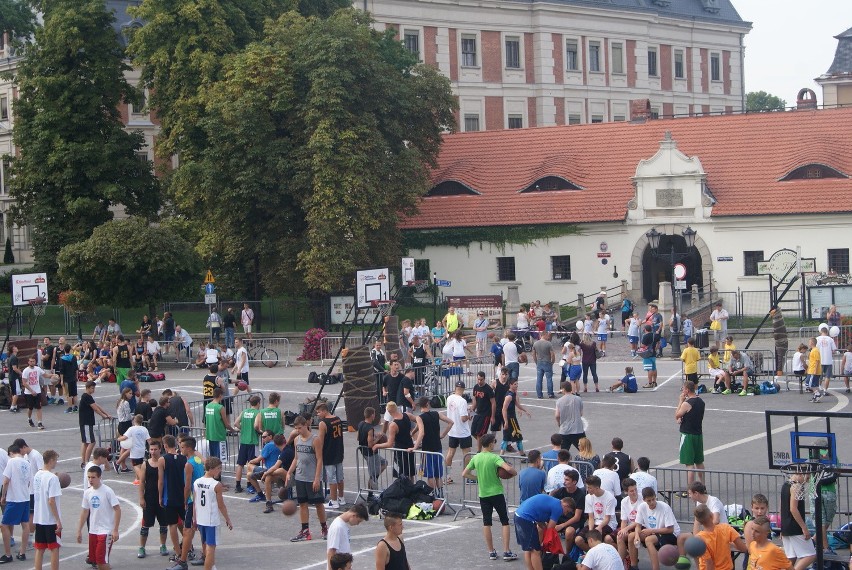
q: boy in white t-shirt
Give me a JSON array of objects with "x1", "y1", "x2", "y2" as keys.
[
  {"x1": 576, "y1": 475, "x2": 617, "y2": 552},
  {"x1": 144, "y1": 335, "x2": 160, "y2": 371},
  {"x1": 20, "y1": 356, "x2": 59, "y2": 430},
  {"x1": 83, "y1": 448, "x2": 111, "y2": 490},
  {"x1": 116, "y1": 415, "x2": 150, "y2": 485},
  {"x1": 592, "y1": 456, "x2": 622, "y2": 500},
  {"x1": 616, "y1": 478, "x2": 642, "y2": 567},
  {"x1": 0, "y1": 444, "x2": 32, "y2": 562},
  {"x1": 815, "y1": 326, "x2": 838, "y2": 398},
  {"x1": 581, "y1": 528, "x2": 623, "y2": 570},
  {"x1": 687, "y1": 481, "x2": 726, "y2": 534},
  {"x1": 841, "y1": 344, "x2": 852, "y2": 393},
  {"x1": 77, "y1": 466, "x2": 121, "y2": 570},
  {"x1": 193, "y1": 457, "x2": 233, "y2": 570},
  {"x1": 33, "y1": 449, "x2": 62, "y2": 570},
  {"x1": 634, "y1": 487, "x2": 682, "y2": 570}
]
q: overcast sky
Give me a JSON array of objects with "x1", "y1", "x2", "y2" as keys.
[{"x1": 735, "y1": 0, "x2": 852, "y2": 106}]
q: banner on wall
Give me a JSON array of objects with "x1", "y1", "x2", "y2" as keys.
[{"x1": 446, "y1": 295, "x2": 503, "y2": 329}]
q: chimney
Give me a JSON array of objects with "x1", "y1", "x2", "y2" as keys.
[
  {"x1": 630, "y1": 99, "x2": 652, "y2": 122},
  {"x1": 796, "y1": 88, "x2": 817, "y2": 110}
]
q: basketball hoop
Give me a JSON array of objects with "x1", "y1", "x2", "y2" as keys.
[
  {"x1": 28, "y1": 299, "x2": 47, "y2": 318},
  {"x1": 370, "y1": 300, "x2": 396, "y2": 317},
  {"x1": 780, "y1": 461, "x2": 826, "y2": 501}
]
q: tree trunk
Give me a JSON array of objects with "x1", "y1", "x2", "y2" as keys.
[{"x1": 307, "y1": 290, "x2": 329, "y2": 330}]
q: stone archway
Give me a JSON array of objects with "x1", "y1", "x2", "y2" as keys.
[{"x1": 629, "y1": 225, "x2": 713, "y2": 303}]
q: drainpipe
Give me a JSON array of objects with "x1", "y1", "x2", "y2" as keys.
[{"x1": 739, "y1": 32, "x2": 746, "y2": 111}]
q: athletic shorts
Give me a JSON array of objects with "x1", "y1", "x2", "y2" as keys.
[
  {"x1": 1, "y1": 501, "x2": 29, "y2": 525},
  {"x1": 294, "y1": 479, "x2": 325, "y2": 505},
  {"x1": 237, "y1": 444, "x2": 256, "y2": 466},
  {"x1": 34, "y1": 524, "x2": 60, "y2": 550},
  {"x1": 781, "y1": 535, "x2": 816, "y2": 559},
  {"x1": 237, "y1": 372, "x2": 249, "y2": 384},
  {"x1": 479, "y1": 493, "x2": 509, "y2": 526},
  {"x1": 198, "y1": 525, "x2": 218, "y2": 547},
  {"x1": 80, "y1": 424, "x2": 96, "y2": 444},
  {"x1": 821, "y1": 365, "x2": 833, "y2": 378},
  {"x1": 471, "y1": 414, "x2": 491, "y2": 438},
  {"x1": 243, "y1": 325, "x2": 252, "y2": 334},
  {"x1": 713, "y1": 329, "x2": 726, "y2": 342},
  {"x1": 514, "y1": 516, "x2": 542, "y2": 552},
  {"x1": 679, "y1": 433, "x2": 704, "y2": 465},
  {"x1": 131, "y1": 458, "x2": 144, "y2": 466},
  {"x1": 365, "y1": 454, "x2": 387, "y2": 482},
  {"x1": 160, "y1": 505, "x2": 181, "y2": 526},
  {"x1": 448, "y1": 435, "x2": 472, "y2": 449},
  {"x1": 66, "y1": 379, "x2": 78, "y2": 397},
  {"x1": 421, "y1": 454, "x2": 444, "y2": 480},
  {"x1": 142, "y1": 501, "x2": 165, "y2": 528},
  {"x1": 685, "y1": 373, "x2": 699, "y2": 383},
  {"x1": 579, "y1": 525, "x2": 616, "y2": 543},
  {"x1": 628, "y1": 336, "x2": 639, "y2": 344},
  {"x1": 324, "y1": 463, "x2": 344, "y2": 484},
  {"x1": 251, "y1": 466, "x2": 267, "y2": 478},
  {"x1": 25, "y1": 394, "x2": 41, "y2": 410},
  {"x1": 88, "y1": 534, "x2": 113, "y2": 565},
  {"x1": 597, "y1": 334, "x2": 608, "y2": 342},
  {"x1": 643, "y1": 357, "x2": 657, "y2": 371},
  {"x1": 568, "y1": 365, "x2": 582, "y2": 381},
  {"x1": 561, "y1": 433, "x2": 585, "y2": 451},
  {"x1": 640, "y1": 532, "x2": 677, "y2": 549},
  {"x1": 29, "y1": 494, "x2": 35, "y2": 514}
]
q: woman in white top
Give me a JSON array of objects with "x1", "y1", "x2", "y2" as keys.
[
  {"x1": 516, "y1": 309, "x2": 529, "y2": 330},
  {"x1": 840, "y1": 344, "x2": 852, "y2": 393},
  {"x1": 449, "y1": 330, "x2": 468, "y2": 361}
]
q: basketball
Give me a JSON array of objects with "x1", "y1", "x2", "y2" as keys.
[
  {"x1": 374, "y1": 433, "x2": 388, "y2": 446},
  {"x1": 281, "y1": 499, "x2": 298, "y2": 516},
  {"x1": 432, "y1": 499, "x2": 443, "y2": 514},
  {"x1": 487, "y1": 332, "x2": 495, "y2": 339},
  {"x1": 237, "y1": 381, "x2": 248, "y2": 392},
  {"x1": 497, "y1": 465, "x2": 515, "y2": 479},
  {"x1": 278, "y1": 486, "x2": 289, "y2": 501},
  {"x1": 684, "y1": 536, "x2": 707, "y2": 558},
  {"x1": 659, "y1": 544, "x2": 679, "y2": 566},
  {"x1": 57, "y1": 472, "x2": 71, "y2": 489},
  {"x1": 119, "y1": 439, "x2": 132, "y2": 450}
]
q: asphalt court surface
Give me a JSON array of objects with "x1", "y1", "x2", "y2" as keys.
[{"x1": 2, "y1": 350, "x2": 850, "y2": 569}]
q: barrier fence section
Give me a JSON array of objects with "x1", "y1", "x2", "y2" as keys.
[
  {"x1": 374, "y1": 356, "x2": 497, "y2": 409},
  {"x1": 354, "y1": 445, "x2": 454, "y2": 516},
  {"x1": 184, "y1": 391, "x2": 265, "y2": 429},
  {"x1": 651, "y1": 466, "x2": 852, "y2": 531},
  {"x1": 321, "y1": 336, "x2": 344, "y2": 363},
  {"x1": 679, "y1": 349, "x2": 777, "y2": 384},
  {"x1": 171, "y1": 338, "x2": 290, "y2": 368}
]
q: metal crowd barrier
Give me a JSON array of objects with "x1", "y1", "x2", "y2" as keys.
[
  {"x1": 651, "y1": 466, "x2": 852, "y2": 530},
  {"x1": 780, "y1": 350, "x2": 849, "y2": 393},
  {"x1": 171, "y1": 338, "x2": 291, "y2": 368},
  {"x1": 185, "y1": 391, "x2": 265, "y2": 429},
  {"x1": 679, "y1": 349, "x2": 777, "y2": 384},
  {"x1": 354, "y1": 445, "x2": 454, "y2": 516},
  {"x1": 375, "y1": 357, "x2": 498, "y2": 408},
  {"x1": 95, "y1": 417, "x2": 119, "y2": 453},
  {"x1": 321, "y1": 336, "x2": 344, "y2": 363}
]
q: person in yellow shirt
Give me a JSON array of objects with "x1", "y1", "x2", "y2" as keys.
[
  {"x1": 443, "y1": 307, "x2": 460, "y2": 335},
  {"x1": 747, "y1": 516, "x2": 793, "y2": 570},
  {"x1": 707, "y1": 347, "x2": 729, "y2": 393},
  {"x1": 721, "y1": 336, "x2": 735, "y2": 365},
  {"x1": 695, "y1": 504, "x2": 746, "y2": 570},
  {"x1": 807, "y1": 337, "x2": 821, "y2": 399},
  {"x1": 680, "y1": 338, "x2": 701, "y2": 383}
]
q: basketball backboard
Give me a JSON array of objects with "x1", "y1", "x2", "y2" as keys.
[
  {"x1": 765, "y1": 410, "x2": 852, "y2": 473},
  {"x1": 355, "y1": 267, "x2": 390, "y2": 309},
  {"x1": 11, "y1": 272, "x2": 48, "y2": 307}
]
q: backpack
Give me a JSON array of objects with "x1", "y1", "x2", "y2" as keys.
[
  {"x1": 830, "y1": 522, "x2": 852, "y2": 551},
  {"x1": 430, "y1": 394, "x2": 447, "y2": 409},
  {"x1": 760, "y1": 381, "x2": 779, "y2": 395}
]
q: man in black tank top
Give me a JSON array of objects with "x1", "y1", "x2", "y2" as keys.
[
  {"x1": 375, "y1": 513, "x2": 410, "y2": 570},
  {"x1": 675, "y1": 381, "x2": 706, "y2": 487},
  {"x1": 138, "y1": 440, "x2": 168, "y2": 558},
  {"x1": 113, "y1": 335, "x2": 134, "y2": 385},
  {"x1": 415, "y1": 397, "x2": 453, "y2": 492},
  {"x1": 316, "y1": 402, "x2": 345, "y2": 509},
  {"x1": 373, "y1": 402, "x2": 423, "y2": 482},
  {"x1": 159, "y1": 435, "x2": 185, "y2": 557}
]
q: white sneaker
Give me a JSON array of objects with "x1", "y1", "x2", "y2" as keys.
[{"x1": 326, "y1": 499, "x2": 338, "y2": 509}]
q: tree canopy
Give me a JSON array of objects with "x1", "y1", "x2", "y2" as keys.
[
  {"x1": 746, "y1": 91, "x2": 787, "y2": 112},
  {"x1": 8, "y1": 0, "x2": 158, "y2": 272},
  {"x1": 57, "y1": 218, "x2": 202, "y2": 310},
  {"x1": 0, "y1": 0, "x2": 37, "y2": 43}
]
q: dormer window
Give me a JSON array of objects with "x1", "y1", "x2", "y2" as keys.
[
  {"x1": 780, "y1": 164, "x2": 847, "y2": 181},
  {"x1": 426, "y1": 180, "x2": 480, "y2": 196},
  {"x1": 520, "y1": 176, "x2": 582, "y2": 193}
]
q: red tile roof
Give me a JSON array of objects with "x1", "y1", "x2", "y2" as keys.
[{"x1": 401, "y1": 107, "x2": 852, "y2": 229}]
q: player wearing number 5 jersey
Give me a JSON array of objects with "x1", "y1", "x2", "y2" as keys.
[
  {"x1": 317, "y1": 403, "x2": 345, "y2": 510},
  {"x1": 193, "y1": 457, "x2": 232, "y2": 570}
]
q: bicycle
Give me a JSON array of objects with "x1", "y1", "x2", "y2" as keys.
[{"x1": 245, "y1": 339, "x2": 279, "y2": 368}]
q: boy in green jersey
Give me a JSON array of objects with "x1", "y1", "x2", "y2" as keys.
[
  {"x1": 234, "y1": 395, "x2": 261, "y2": 493},
  {"x1": 254, "y1": 392, "x2": 283, "y2": 435},
  {"x1": 204, "y1": 388, "x2": 233, "y2": 465}
]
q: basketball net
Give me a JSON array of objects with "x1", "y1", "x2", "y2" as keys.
[
  {"x1": 29, "y1": 300, "x2": 46, "y2": 318},
  {"x1": 780, "y1": 462, "x2": 825, "y2": 501},
  {"x1": 372, "y1": 300, "x2": 395, "y2": 318}
]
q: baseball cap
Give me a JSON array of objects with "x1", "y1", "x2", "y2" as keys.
[
  {"x1": 455, "y1": 380, "x2": 466, "y2": 389},
  {"x1": 404, "y1": 364, "x2": 414, "y2": 372}
]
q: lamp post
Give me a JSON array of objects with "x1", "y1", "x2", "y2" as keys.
[
  {"x1": 645, "y1": 226, "x2": 697, "y2": 356},
  {"x1": 432, "y1": 272, "x2": 438, "y2": 324}
]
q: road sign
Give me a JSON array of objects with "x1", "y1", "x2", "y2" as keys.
[
  {"x1": 205, "y1": 283, "x2": 215, "y2": 294},
  {"x1": 205, "y1": 294, "x2": 217, "y2": 305},
  {"x1": 436, "y1": 279, "x2": 451, "y2": 287},
  {"x1": 675, "y1": 280, "x2": 687, "y2": 290},
  {"x1": 204, "y1": 270, "x2": 215, "y2": 284},
  {"x1": 673, "y1": 263, "x2": 687, "y2": 280}
]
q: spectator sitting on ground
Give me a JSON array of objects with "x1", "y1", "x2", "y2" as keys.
[{"x1": 609, "y1": 367, "x2": 638, "y2": 393}]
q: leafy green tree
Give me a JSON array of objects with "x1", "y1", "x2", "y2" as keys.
[
  {"x1": 297, "y1": 0, "x2": 349, "y2": 17},
  {"x1": 0, "y1": 0, "x2": 37, "y2": 43},
  {"x1": 179, "y1": 9, "x2": 455, "y2": 311},
  {"x1": 746, "y1": 91, "x2": 787, "y2": 112},
  {"x1": 9, "y1": 0, "x2": 159, "y2": 272},
  {"x1": 56, "y1": 218, "x2": 202, "y2": 314},
  {"x1": 2, "y1": 237, "x2": 12, "y2": 264}
]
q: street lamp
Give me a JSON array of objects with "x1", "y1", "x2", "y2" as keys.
[{"x1": 645, "y1": 226, "x2": 698, "y2": 356}]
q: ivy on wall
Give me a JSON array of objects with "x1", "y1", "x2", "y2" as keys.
[{"x1": 403, "y1": 224, "x2": 581, "y2": 254}]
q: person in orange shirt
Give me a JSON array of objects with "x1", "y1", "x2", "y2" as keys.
[
  {"x1": 747, "y1": 516, "x2": 793, "y2": 570},
  {"x1": 694, "y1": 504, "x2": 746, "y2": 570}
]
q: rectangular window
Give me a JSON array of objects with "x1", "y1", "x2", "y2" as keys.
[
  {"x1": 743, "y1": 250, "x2": 764, "y2": 277},
  {"x1": 461, "y1": 35, "x2": 477, "y2": 67},
  {"x1": 611, "y1": 42, "x2": 624, "y2": 74},
  {"x1": 566, "y1": 40, "x2": 579, "y2": 71},
  {"x1": 568, "y1": 113, "x2": 582, "y2": 125},
  {"x1": 0, "y1": 96, "x2": 7, "y2": 121},
  {"x1": 589, "y1": 41, "x2": 601, "y2": 72},
  {"x1": 551, "y1": 256, "x2": 571, "y2": 280},
  {"x1": 505, "y1": 37, "x2": 520, "y2": 69},
  {"x1": 648, "y1": 48, "x2": 658, "y2": 77},
  {"x1": 497, "y1": 257, "x2": 516, "y2": 281},
  {"x1": 463, "y1": 114, "x2": 480, "y2": 132},
  {"x1": 710, "y1": 52, "x2": 720, "y2": 81},
  {"x1": 591, "y1": 114, "x2": 604, "y2": 124},
  {"x1": 828, "y1": 248, "x2": 850, "y2": 274},
  {"x1": 131, "y1": 90, "x2": 147, "y2": 117},
  {"x1": 613, "y1": 114, "x2": 626, "y2": 122},
  {"x1": 674, "y1": 49, "x2": 685, "y2": 79},
  {"x1": 403, "y1": 31, "x2": 420, "y2": 59},
  {"x1": 508, "y1": 114, "x2": 523, "y2": 129},
  {"x1": 650, "y1": 107, "x2": 660, "y2": 119}
]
